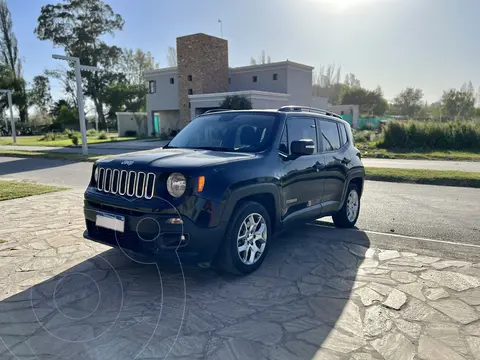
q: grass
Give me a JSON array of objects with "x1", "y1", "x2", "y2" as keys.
[
  {"x1": 0, "y1": 239, "x2": 6, "y2": 244},
  {"x1": 0, "y1": 135, "x2": 137, "y2": 147},
  {"x1": 365, "y1": 167, "x2": 480, "y2": 188},
  {"x1": 0, "y1": 149, "x2": 108, "y2": 162},
  {"x1": 0, "y1": 180, "x2": 68, "y2": 201},
  {"x1": 358, "y1": 143, "x2": 480, "y2": 161}
]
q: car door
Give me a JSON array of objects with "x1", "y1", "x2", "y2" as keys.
[
  {"x1": 317, "y1": 119, "x2": 349, "y2": 214},
  {"x1": 279, "y1": 116, "x2": 325, "y2": 223}
]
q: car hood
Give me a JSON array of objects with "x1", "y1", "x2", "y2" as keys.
[{"x1": 96, "y1": 148, "x2": 255, "y2": 170}]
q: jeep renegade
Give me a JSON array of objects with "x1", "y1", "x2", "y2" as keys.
[{"x1": 83, "y1": 106, "x2": 365, "y2": 275}]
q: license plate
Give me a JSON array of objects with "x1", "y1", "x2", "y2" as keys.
[{"x1": 95, "y1": 212, "x2": 125, "y2": 233}]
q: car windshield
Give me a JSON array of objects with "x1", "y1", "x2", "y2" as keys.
[{"x1": 166, "y1": 112, "x2": 278, "y2": 152}]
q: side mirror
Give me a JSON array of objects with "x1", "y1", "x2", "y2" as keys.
[{"x1": 291, "y1": 139, "x2": 315, "y2": 156}]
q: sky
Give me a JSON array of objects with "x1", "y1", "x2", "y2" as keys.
[{"x1": 8, "y1": 0, "x2": 480, "y2": 104}]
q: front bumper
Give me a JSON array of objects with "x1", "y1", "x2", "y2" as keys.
[{"x1": 83, "y1": 199, "x2": 227, "y2": 264}]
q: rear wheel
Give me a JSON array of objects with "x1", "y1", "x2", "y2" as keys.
[
  {"x1": 216, "y1": 201, "x2": 270, "y2": 275},
  {"x1": 333, "y1": 184, "x2": 360, "y2": 228}
]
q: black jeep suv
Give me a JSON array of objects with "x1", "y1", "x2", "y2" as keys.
[{"x1": 84, "y1": 106, "x2": 365, "y2": 274}]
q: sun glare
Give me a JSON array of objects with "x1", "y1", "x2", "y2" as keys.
[{"x1": 306, "y1": 0, "x2": 392, "y2": 12}]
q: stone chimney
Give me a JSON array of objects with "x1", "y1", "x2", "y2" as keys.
[{"x1": 176, "y1": 33, "x2": 229, "y2": 126}]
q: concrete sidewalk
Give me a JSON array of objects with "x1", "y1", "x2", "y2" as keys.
[{"x1": 0, "y1": 189, "x2": 479, "y2": 359}]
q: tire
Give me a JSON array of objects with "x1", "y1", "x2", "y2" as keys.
[
  {"x1": 333, "y1": 183, "x2": 361, "y2": 228},
  {"x1": 216, "y1": 201, "x2": 271, "y2": 275}
]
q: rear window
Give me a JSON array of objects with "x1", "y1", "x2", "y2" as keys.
[{"x1": 319, "y1": 120, "x2": 341, "y2": 152}]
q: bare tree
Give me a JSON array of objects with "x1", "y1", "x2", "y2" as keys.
[
  {"x1": 250, "y1": 51, "x2": 272, "y2": 65},
  {"x1": 45, "y1": 67, "x2": 78, "y2": 107},
  {"x1": 312, "y1": 64, "x2": 343, "y2": 104},
  {"x1": 166, "y1": 46, "x2": 177, "y2": 67}
]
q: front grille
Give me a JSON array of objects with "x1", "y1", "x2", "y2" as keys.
[{"x1": 97, "y1": 167, "x2": 156, "y2": 199}]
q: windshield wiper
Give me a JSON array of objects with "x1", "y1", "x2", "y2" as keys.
[{"x1": 191, "y1": 146, "x2": 234, "y2": 152}]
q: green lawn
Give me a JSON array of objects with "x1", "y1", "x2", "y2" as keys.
[
  {"x1": 365, "y1": 167, "x2": 480, "y2": 188},
  {"x1": 0, "y1": 135, "x2": 137, "y2": 147},
  {"x1": 358, "y1": 143, "x2": 480, "y2": 162},
  {"x1": 0, "y1": 180, "x2": 68, "y2": 201}
]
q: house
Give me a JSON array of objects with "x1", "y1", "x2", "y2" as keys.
[{"x1": 117, "y1": 33, "x2": 359, "y2": 137}]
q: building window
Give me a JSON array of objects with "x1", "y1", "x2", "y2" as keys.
[
  {"x1": 188, "y1": 89, "x2": 193, "y2": 95},
  {"x1": 273, "y1": 74, "x2": 278, "y2": 81},
  {"x1": 148, "y1": 80, "x2": 156, "y2": 94},
  {"x1": 253, "y1": 76, "x2": 258, "y2": 83},
  {"x1": 188, "y1": 75, "x2": 192, "y2": 81},
  {"x1": 170, "y1": 78, "x2": 174, "y2": 84}
]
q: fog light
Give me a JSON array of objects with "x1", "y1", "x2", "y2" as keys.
[{"x1": 165, "y1": 217, "x2": 183, "y2": 225}]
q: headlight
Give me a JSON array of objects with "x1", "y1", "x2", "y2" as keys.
[{"x1": 166, "y1": 173, "x2": 186, "y2": 198}]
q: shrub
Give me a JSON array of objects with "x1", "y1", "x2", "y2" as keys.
[
  {"x1": 71, "y1": 133, "x2": 80, "y2": 146},
  {"x1": 379, "y1": 120, "x2": 480, "y2": 150},
  {"x1": 63, "y1": 129, "x2": 74, "y2": 139},
  {"x1": 86, "y1": 129, "x2": 98, "y2": 137},
  {"x1": 159, "y1": 131, "x2": 169, "y2": 140},
  {"x1": 97, "y1": 131, "x2": 108, "y2": 140},
  {"x1": 124, "y1": 130, "x2": 137, "y2": 137},
  {"x1": 42, "y1": 132, "x2": 57, "y2": 141},
  {"x1": 170, "y1": 129, "x2": 179, "y2": 137},
  {"x1": 359, "y1": 122, "x2": 377, "y2": 131}
]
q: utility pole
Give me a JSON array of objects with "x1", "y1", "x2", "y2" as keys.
[
  {"x1": 52, "y1": 55, "x2": 102, "y2": 155},
  {"x1": 0, "y1": 89, "x2": 16, "y2": 143}
]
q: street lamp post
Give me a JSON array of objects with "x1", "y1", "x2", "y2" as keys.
[
  {"x1": 0, "y1": 89, "x2": 16, "y2": 143},
  {"x1": 52, "y1": 54, "x2": 102, "y2": 155}
]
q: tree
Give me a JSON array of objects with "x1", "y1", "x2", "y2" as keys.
[
  {"x1": 219, "y1": 95, "x2": 252, "y2": 110},
  {"x1": 53, "y1": 104, "x2": 79, "y2": 128},
  {"x1": 441, "y1": 82, "x2": 476, "y2": 120},
  {"x1": 250, "y1": 50, "x2": 272, "y2": 65},
  {"x1": 28, "y1": 75, "x2": 52, "y2": 111},
  {"x1": 0, "y1": 0, "x2": 27, "y2": 122},
  {"x1": 166, "y1": 46, "x2": 177, "y2": 67},
  {"x1": 312, "y1": 64, "x2": 344, "y2": 105},
  {"x1": 118, "y1": 48, "x2": 159, "y2": 85},
  {"x1": 45, "y1": 67, "x2": 77, "y2": 106},
  {"x1": 104, "y1": 83, "x2": 146, "y2": 119},
  {"x1": 35, "y1": 0, "x2": 125, "y2": 128},
  {"x1": 344, "y1": 73, "x2": 361, "y2": 89},
  {"x1": 392, "y1": 87, "x2": 424, "y2": 117},
  {"x1": 341, "y1": 86, "x2": 387, "y2": 116},
  {"x1": 50, "y1": 99, "x2": 73, "y2": 118}
]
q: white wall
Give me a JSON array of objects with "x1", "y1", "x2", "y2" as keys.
[
  {"x1": 117, "y1": 113, "x2": 148, "y2": 137},
  {"x1": 229, "y1": 68, "x2": 288, "y2": 94},
  {"x1": 286, "y1": 66, "x2": 313, "y2": 106},
  {"x1": 311, "y1": 97, "x2": 329, "y2": 109},
  {"x1": 157, "y1": 110, "x2": 181, "y2": 135}
]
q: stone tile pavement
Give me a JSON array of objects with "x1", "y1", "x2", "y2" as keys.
[{"x1": 0, "y1": 190, "x2": 479, "y2": 359}]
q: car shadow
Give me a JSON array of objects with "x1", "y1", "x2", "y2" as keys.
[{"x1": 0, "y1": 224, "x2": 370, "y2": 359}]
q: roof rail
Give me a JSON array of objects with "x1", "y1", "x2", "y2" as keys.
[
  {"x1": 202, "y1": 109, "x2": 231, "y2": 115},
  {"x1": 278, "y1": 105, "x2": 343, "y2": 120}
]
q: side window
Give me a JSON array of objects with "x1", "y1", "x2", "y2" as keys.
[
  {"x1": 319, "y1": 120, "x2": 341, "y2": 152},
  {"x1": 282, "y1": 117, "x2": 317, "y2": 154},
  {"x1": 340, "y1": 123, "x2": 349, "y2": 146}
]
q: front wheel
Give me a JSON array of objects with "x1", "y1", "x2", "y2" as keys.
[
  {"x1": 216, "y1": 201, "x2": 270, "y2": 275},
  {"x1": 333, "y1": 184, "x2": 361, "y2": 228}
]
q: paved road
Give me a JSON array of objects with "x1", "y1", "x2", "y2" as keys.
[
  {"x1": 362, "y1": 158, "x2": 480, "y2": 172},
  {"x1": 1, "y1": 156, "x2": 479, "y2": 245},
  {"x1": 1, "y1": 144, "x2": 480, "y2": 172}
]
